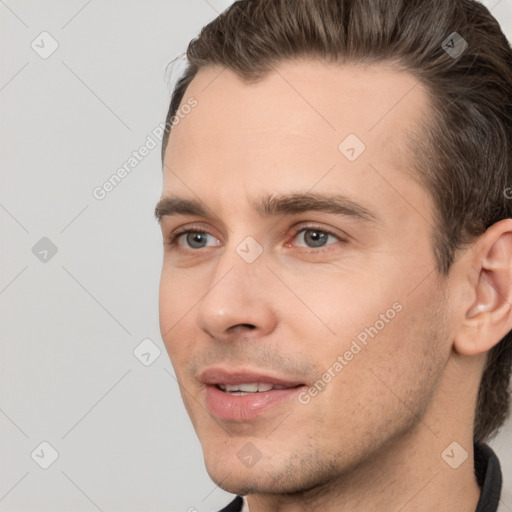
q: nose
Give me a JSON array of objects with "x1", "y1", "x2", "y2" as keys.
[{"x1": 195, "y1": 251, "x2": 278, "y2": 341}]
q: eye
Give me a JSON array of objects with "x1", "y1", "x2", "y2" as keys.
[
  {"x1": 174, "y1": 231, "x2": 220, "y2": 249},
  {"x1": 291, "y1": 228, "x2": 341, "y2": 248}
]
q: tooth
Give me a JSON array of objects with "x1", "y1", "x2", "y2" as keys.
[
  {"x1": 221, "y1": 383, "x2": 276, "y2": 393},
  {"x1": 223, "y1": 384, "x2": 239, "y2": 392},
  {"x1": 217, "y1": 382, "x2": 294, "y2": 393},
  {"x1": 237, "y1": 383, "x2": 259, "y2": 392}
]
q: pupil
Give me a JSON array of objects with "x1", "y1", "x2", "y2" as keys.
[
  {"x1": 187, "y1": 232, "x2": 207, "y2": 248},
  {"x1": 305, "y1": 230, "x2": 327, "y2": 247}
]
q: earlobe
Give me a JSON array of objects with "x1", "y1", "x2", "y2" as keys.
[{"x1": 454, "y1": 220, "x2": 512, "y2": 356}]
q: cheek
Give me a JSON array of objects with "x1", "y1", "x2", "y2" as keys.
[
  {"x1": 288, "y1": 266, "x2": 447, "y2": 400},
  {"x1": 158, "y1": 272, "x2": 176, "y2": 339},
  {"x1": 280, "y1": 267, "x2": 402, "y2": 350},
  {"x1": 158, "y1": 269, "x2": 199, "y2": 362},
  {"x1": 158, "y1": 263, "x2": 204, "y2": 324},
  {"x1": 298, "y1": 293, "x2": 448, "y2": 457}
]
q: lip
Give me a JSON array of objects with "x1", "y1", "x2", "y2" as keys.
[
  {"x1": 199, "y1": 367, "x2": 305, "y2": 387},
  {"x1": 200, "y1": 366, "x2": 306, "y2": 421}
]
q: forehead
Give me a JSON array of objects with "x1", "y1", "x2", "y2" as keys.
[{"x1": 163, "y1": 59, "x2": 432, "y2": 222}]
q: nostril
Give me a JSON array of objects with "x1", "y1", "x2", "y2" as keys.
[{"x1": 228, "y1": 323, "x2": 256, "y2": 333}]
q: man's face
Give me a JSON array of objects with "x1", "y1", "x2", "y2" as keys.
[{"x1": 158, "y1": 60, "x2": 453, "y2": 495}]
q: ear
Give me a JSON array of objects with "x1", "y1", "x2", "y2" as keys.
[{"x1": 454, "y1": 219, "x2": 512, "y2": 356}]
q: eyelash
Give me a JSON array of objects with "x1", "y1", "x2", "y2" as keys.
[
  {"x1": 167, "y1": 224, "x2": 215, "y2": 247},
  {"x1": 167, "y1": 224, "x2": 345, "y2": 252},
  {"x1": 286, "y1": 225, "x2": 344, "y2": 251}
]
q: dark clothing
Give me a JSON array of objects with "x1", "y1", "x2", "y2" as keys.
[
  {"x1": 474, "y1": 443, "x2": 502, "y2": 512},
  {"x1": 218, "y1": 495, "x2": 244, "y2": 512},
  {"x1": 217, "y1": 442, "x2": 502, "y2": 512}
]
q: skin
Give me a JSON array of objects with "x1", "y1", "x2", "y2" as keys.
[{"x1": 157, "y1": 59, "x2": 512, "y2": 512}]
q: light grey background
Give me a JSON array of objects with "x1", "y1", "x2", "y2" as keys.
[{"x1": 0, "y1": 1, "x2": 511, "y2": 511}]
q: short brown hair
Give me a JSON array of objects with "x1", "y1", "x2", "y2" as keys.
[{"x1": 161, "y1": 0, "x2": 512, "y2": 442}]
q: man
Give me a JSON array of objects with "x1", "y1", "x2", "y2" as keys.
[{"x1": 155, "y1": 0, "x2": 512, "y2": 510}]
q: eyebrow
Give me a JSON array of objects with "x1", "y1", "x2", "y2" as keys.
[
  {"x1": 256, "y1": 193, "x2": 377, "y2": 222},
  {"x1": 155, "y1": 197, "x2": 208, "y2": 222},
  {"x1": 154, "y1": 192, "x2": 378, "y2": 223}
]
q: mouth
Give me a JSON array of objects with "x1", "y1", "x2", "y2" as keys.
[
  {"x1": 200, "y1": 367, "x2": 307, "y2": 421},
  {"x1": 215, "y1": 382, "x2": 301, "y2": 395}
]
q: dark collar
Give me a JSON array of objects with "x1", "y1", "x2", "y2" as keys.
[
  {"x1": 218, "y1": 442, "x2": 503, "y2": 512},
  {"x1": 474, "y1": 442, "x2": 502, "y2": 512},
  {"x1": 217, "y1": 495, "x2": 244, "y2": 512}
]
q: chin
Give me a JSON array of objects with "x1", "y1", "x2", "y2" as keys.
[
  {"x1": 203, "y1": 444, "x2": 337, "y2": 498},
  {"x1": 204, "y1": 460, "x2": 274, "y2": 495}
]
